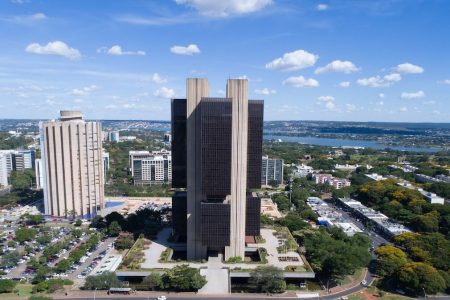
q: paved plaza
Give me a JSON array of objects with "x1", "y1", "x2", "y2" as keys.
[{"x1": 140, "y1": 228, "x2": 305, "y2": 271}]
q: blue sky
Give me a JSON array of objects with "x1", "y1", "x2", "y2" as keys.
[{"x1": 0, "y1": 0, "x2": 449, "y2": 122}]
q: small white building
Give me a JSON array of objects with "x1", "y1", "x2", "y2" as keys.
[{"x1": 365, "y1": 173, "x2": 386, "y2": 181}]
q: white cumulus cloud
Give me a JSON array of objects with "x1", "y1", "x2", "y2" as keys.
[
  {"x1": 254, "y1": 88, "x2": 276, "y2": 95},
  {"x1": 325, "y1": 101, "x2": 336, "y2": 110},
  {"x1": 442, "y1": 79, "x2": 450, "y2": 85},
  {"x1": 357, "y1": 73, "x2": 401, "y2": 88},
  {"x1": 394, "y1": 63, "x2": 424, "y2": 74},
  {"x1": 170, "y1": 44, "x2": 201, "y2": 55},
  {"x1": 97, "y1": 45, "x2": 145, "y2": 56},
  {"x1": 71, "y1": 85, "x2": 97, "y2": 96},
  {"x1": 317, "y1": 4, "x2": 328, "y2": 11},
  {"x1": 318, "y1": 95, "x2": 335, "y2": 102},
  {"x1": 175, "y1": 0, "x2": 272, "y2": 17},
  {"x1": 282, "y1": 76, "x2": 319, "y2": 88},
  {"x1": 144, "y1": 73, "x2": 167, "y2": 84},
  {"x1": 153, "y1": 87, "x2": 175, "y2": 98},
  {"x1": 266, "y1": 49, "x2": 318, "y2": 72},
  {"x1": 401, "y1": 90, "x2": 425, "y2": 99},
  {"x1": 338, "y1": 81, "x2": 351, "y2": 88},
  {"x1": 315, "y1": 60, "x2": 359, "y2": 74},
  {"x1": 379, "y1": 93, "x2": 385, "y2": 98},
  {"x1": 25, "y1": 41, "x2": 81, "y2": 60}
]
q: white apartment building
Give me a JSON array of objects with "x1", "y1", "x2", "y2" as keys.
[
  {"x1": 129, "y1": 149, "x2": 172, "y2": 185},
  {"x1": 40, "y1": 111, "x2": 104, "y2": 218},
  {"x1": 0, "y1": 152, "x2": 9, "y2": 187},
  {"x1": 312, "y1": 173, "x2": 351, "y2": 189}
]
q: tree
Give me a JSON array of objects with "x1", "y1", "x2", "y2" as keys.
[
  {"x1": 0, "y1": 251, "x2": 20, "y2": 268},
  {"x1": 260, "y1": 214, "x2": 274, "y2": 226},
  {"x1": 250, "y1": 266, "x2": 286, "y2": 293},
  {"x1": 105, "y1": 212, "x2": 124, "y2": 226},
  {"x1": 90, "y1": 215, "x2": 106, "y2": 229},
  {"x1": 108, "y1": 221, "x2": 122, "y2": 237},
  {"x1": 0, "y1": 279, "x2": 17, "y2": 293},
  {"x1": 114, "y1": 233, "x2": 134, "y2": 250},
  {"x1": 161, "y1": 265, "x2": 207, "y2": 291},
  {"x1": 278, "y1": 213, "x2": 309, "y2": 232},
  {"x1": 411, "y1": 211, "x2": 439, "y2": 232},
  {"x1": 142, "y1": 273, "x2": 162, "y2": 291},
  {"x1": 23, "y1": 214, "x2": 43, "y2": 225},
  {"x1": 14, "y1": 227, "x2": 37, "y2": 243},
  {"x1": 10, "y1": 170, "x2": 33, "y2": 190},
  {"x1": 55, "y1": 259, "x2": 71, "y2": 273},
  {"x1": 83, "y1": 272, "x2": 121, "y2": 290},
  {"x1": 397, "y1": 262, "x2": 446, "y2": 296},
  {"x1": 375, "y1": 245, "x2": 408, "y2": 276},
  {"x1": 74, "y1": 219, "x2": 82, "y2": 227},
  {"x1": 72, "y1": 229, "x2": 82, "y2": 238},
  {"x1": 272, "y1": 194, "x2": 290, "y2": 212}
]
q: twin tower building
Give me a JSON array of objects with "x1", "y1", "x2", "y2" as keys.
[
  {"x1": 39, "y1": 78, "x2": 263, "y2": 261},
  {"x1": 172, "y1": 78, "x2": 264, "y2": 260}
]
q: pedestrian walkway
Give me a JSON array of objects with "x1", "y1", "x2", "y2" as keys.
[{"x1": 198, "y1": 255, "x2": 229, "y2": 294}]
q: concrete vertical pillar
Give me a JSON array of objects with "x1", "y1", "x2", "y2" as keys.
[
  {"x1": 186, "y1": 78, "x2": 209, "y2": 260},
  {"x1": 225, "y1": 79, "x2": 248, "y2": 260}
]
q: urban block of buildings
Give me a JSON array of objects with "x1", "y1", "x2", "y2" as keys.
[
  {"x1": 129, "y1": 149, "x2": 172, "y2": 185},
  {"x1": 39, "y1": 111, "x2": 104, "y2": 218},
  {"x1": 261, "y1": 156, "x2": 283, "y2": 186},
  {"x1": 171, "y1": 78, "x2": 263, "y2": 260},
  {"x1": 388, "y1": 164, "x2": 418, "y2": 173},
  {"x1": 334, "y1": 164, "x2": 372, "y2": 171},
  {"x1": 312, "y1": 173, "x2": 351, "y2": 189},
  {"x1": 336, "y1": 198, "x2": 411, "y2": 238},
  {"x1": 415, "y1": 173, "x2": 449, "y2": 184},
  {"x1": 306, "y1": 197, "x2": 363, "y2": 236},
  {"x1": 292, "y1": 163, "x2": 315, "y2": 178}
]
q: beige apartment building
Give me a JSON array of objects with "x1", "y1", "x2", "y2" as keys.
[{"x1": 40, "y1": 111, "x2": 104, "y2": 218}]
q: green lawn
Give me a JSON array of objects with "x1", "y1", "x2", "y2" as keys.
[
  {"x1": 340, "y1": 268, "x2": 364, "y2": 285},
  {"x1": 0, "y1": 283, "x2": 33, "y2": 299}
]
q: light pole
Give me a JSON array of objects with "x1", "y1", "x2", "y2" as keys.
[
  {"x1": 289, "y1": 177, "x2": 293, "y2": 204},
  {"x1": 422, "y1": 287, "x2": 427, "y2": 298},
  {"x1": 94, "y1": 287, "x2": 97, "y2": 300}
]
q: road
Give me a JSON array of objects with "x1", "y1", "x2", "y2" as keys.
[{"x1": 315, "y1": 200, "x2": 389, "y2": 299}]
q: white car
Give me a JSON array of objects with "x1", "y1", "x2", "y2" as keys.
[
  {"x1": 157, "y1": 296, "x2": 166, "y2": 300},
  {"x1": 77, "y1": 274, "x2": 85, "y2": 279},
  {"x1": 360, "y1": 280, "x2": 367, "y2": 286}
]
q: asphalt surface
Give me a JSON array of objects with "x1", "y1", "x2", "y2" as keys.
[
  {"x1": 71, "y1": 237, "x2": 116, "y2": 282},
  {"x1": 314, "y1": 200, "x2": 389, "y2": 299}
]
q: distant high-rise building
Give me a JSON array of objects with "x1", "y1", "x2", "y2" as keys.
[
  {"x1": 40, "y1": 111, "x2": 104, "y2": 218},
  {"x1": 35, "y1": 158, "x2": 44, "y2": 189},
  {"x1": 164, "y1": 133, "x2": 172, "y2": 143},
  {"x1": 0, "y1": 152, "x2": 9, "y2": 187},
  {"x1": 0, "y1": 149, "x2": 36, "y2": 187},
  {"x1": 108, "y1": 131, "x2": 120, "y2": 142},
  {"x1": 14, "y1": 150, "x2": 35, "y2": 171},
  {"x1": 261, "y1": 156, "x2": 284, "y2": 186},
  {"x1": 103, "y1": 151, "x2": 109, "y2": 184},
  {"x1": 171, "y1": 78, "x2": 263, "y2": 260},
  {"x1": 129, "y1": 149, "x2": 171, "y2": 185}
]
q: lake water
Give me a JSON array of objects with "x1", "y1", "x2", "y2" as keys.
[{"x1": 264, "y1": 134, "x2": 440, "y2": 153}]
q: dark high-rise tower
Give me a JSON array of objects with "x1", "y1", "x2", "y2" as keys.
[{"x1": 171, "y1": 78, "x2": 263, "y2": 260}]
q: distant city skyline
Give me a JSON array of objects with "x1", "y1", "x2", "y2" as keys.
[{"x1": 0, "y1": 0, "x2": 449, "y2": 122}]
